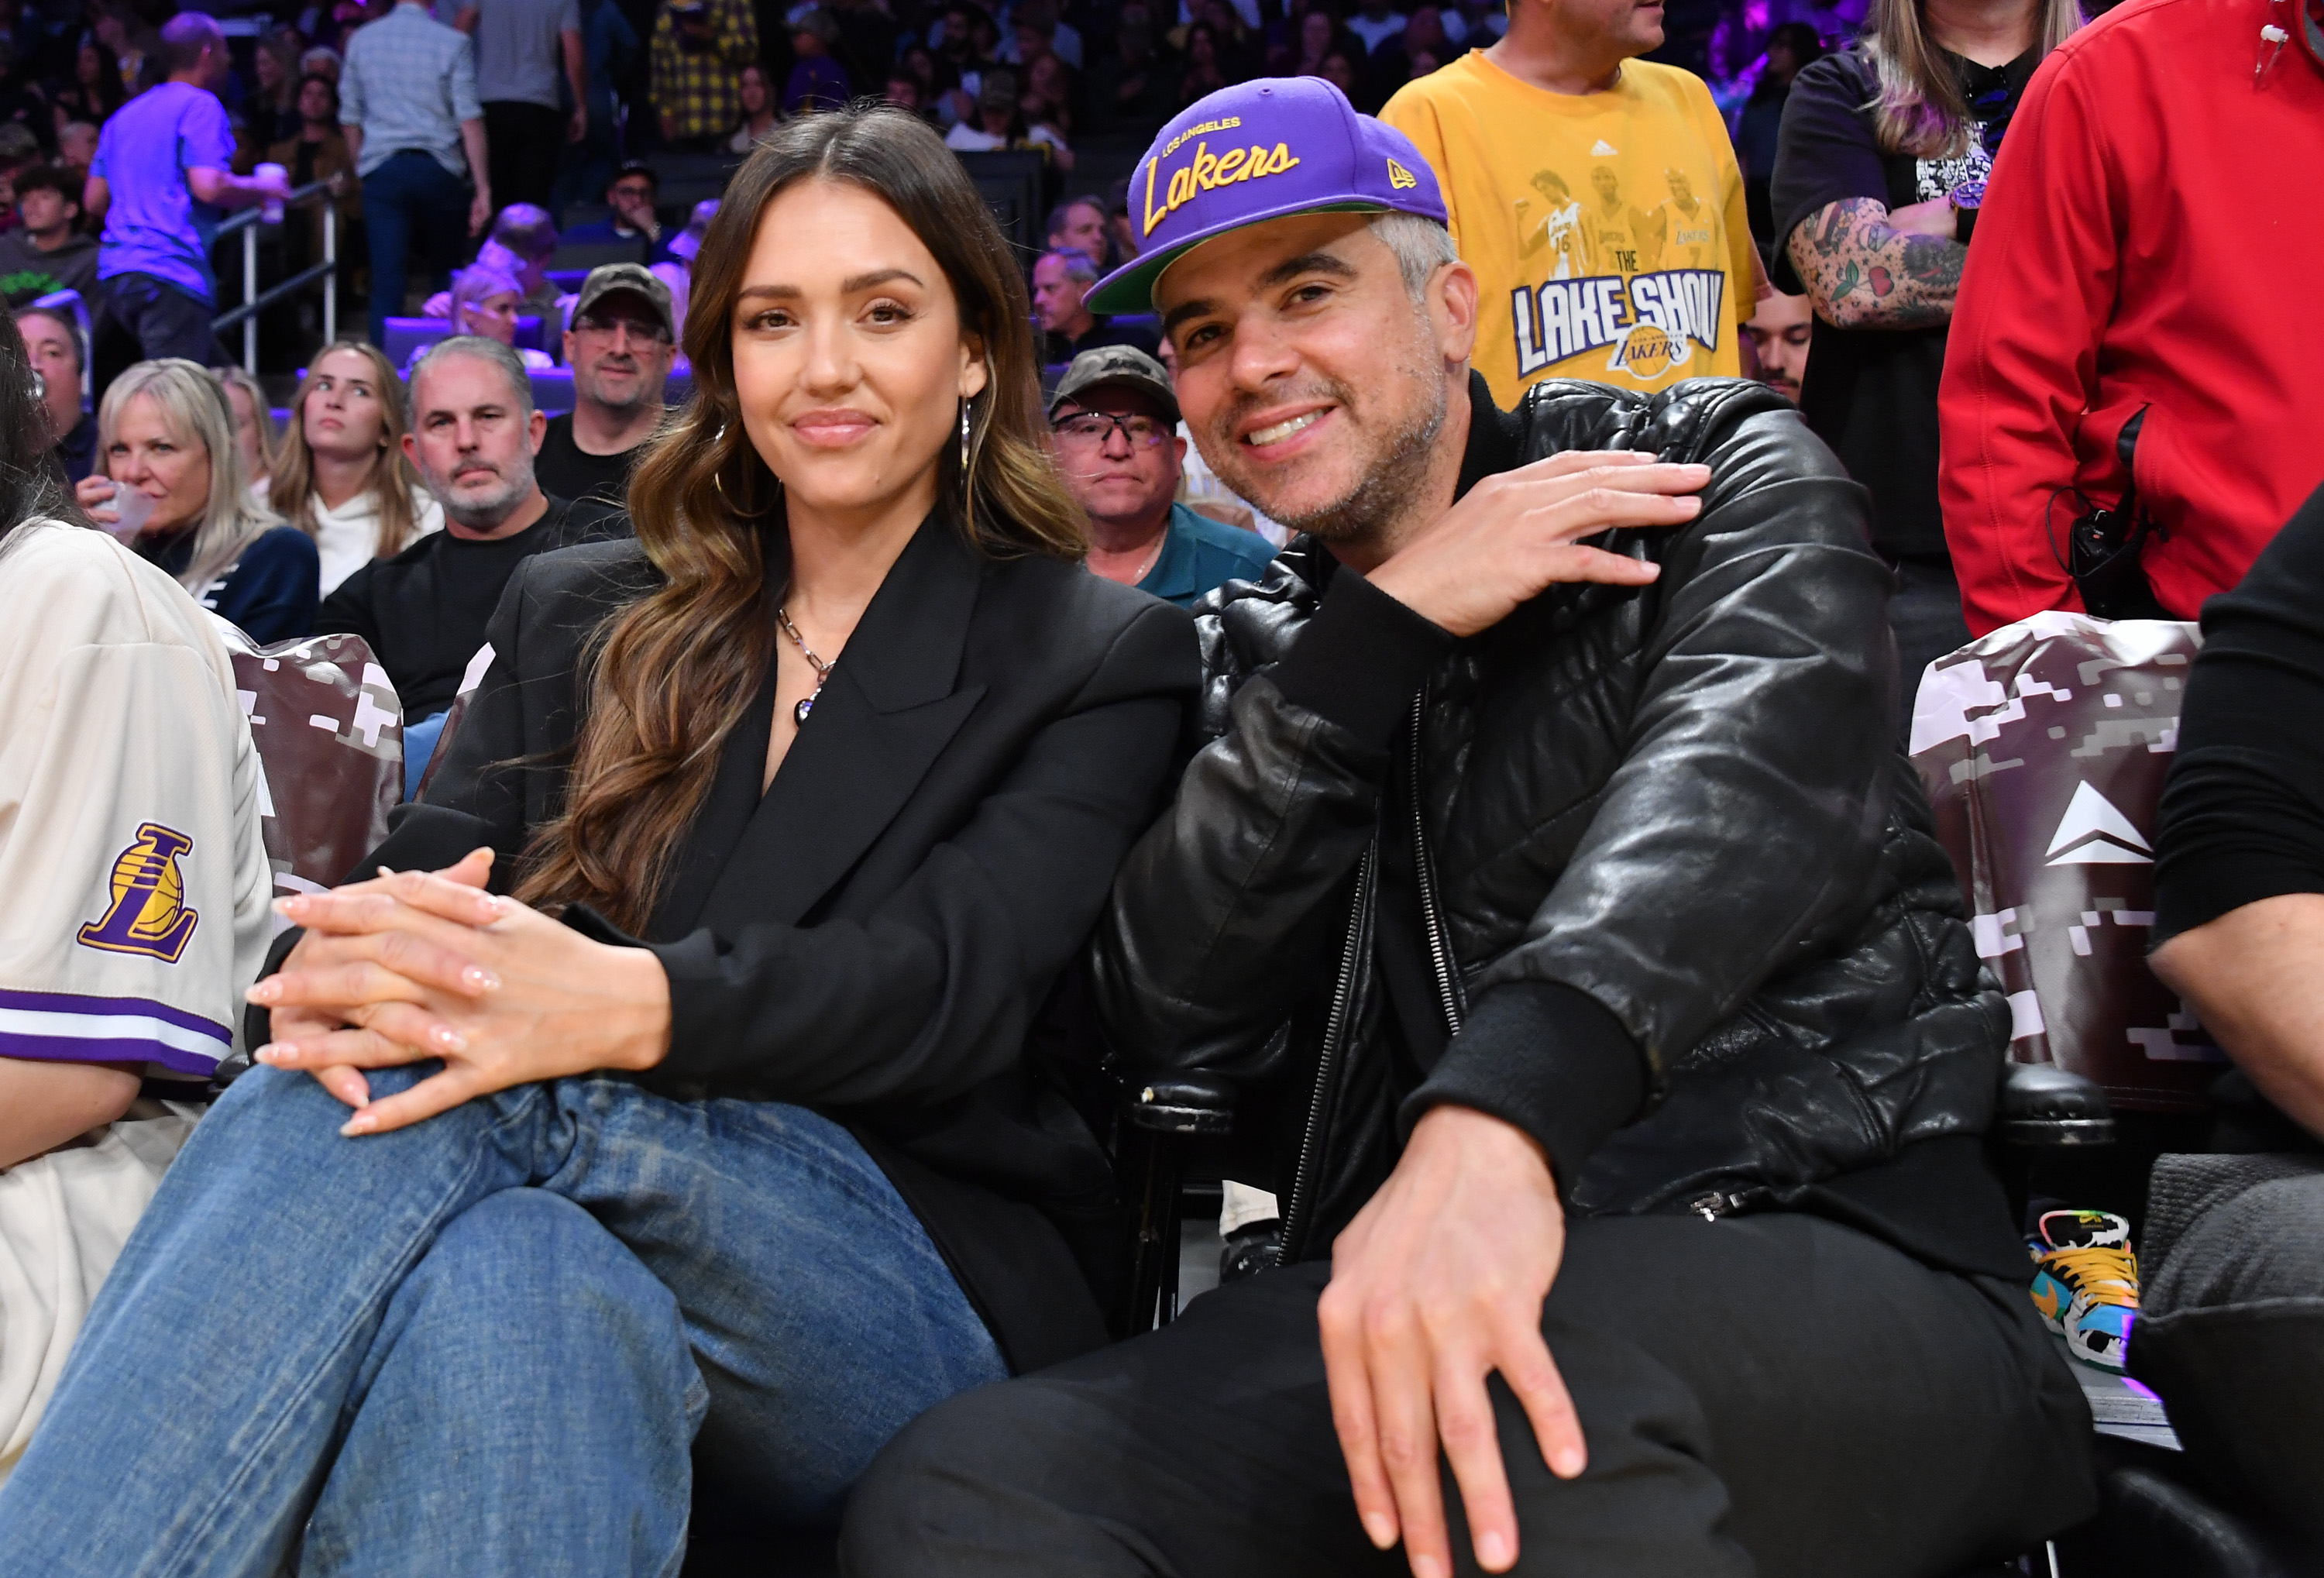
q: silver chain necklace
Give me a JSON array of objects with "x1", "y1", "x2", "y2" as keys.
[{"x1": 775, "y1": 604, "x2": 834, "y2": 725}]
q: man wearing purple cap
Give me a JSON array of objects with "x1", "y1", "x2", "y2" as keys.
[{"x1": 847, "y1": 79, "x2": 2093, "y2": 1578}]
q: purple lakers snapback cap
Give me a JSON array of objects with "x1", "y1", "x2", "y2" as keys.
[{"x1": 1087, "y1": 77, "x2": 1448, "y2": 316}]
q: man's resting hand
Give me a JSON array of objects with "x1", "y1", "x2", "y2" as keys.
[
  {"x1": 1319, "y1": 1105, "x2": 1581, "y2": 1578},
  {"x1": 1366, "y1": 450, "x2": 1707, "y2": 638}
]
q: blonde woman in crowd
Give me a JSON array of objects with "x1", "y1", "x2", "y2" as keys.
[
  {"x1": 0, "y1": 318, "x2": 270, "y2": 1490},
  {"x1": 72, "y1": 359, "x2": 318, "y2": 643},
  {"x1": 270, "y1": 342, "x2": 444, "y2": 594},
  {"x1": 208, "y1": 365, "x2": 277, "y2": 504},
  {"x1": 437, "y1": 264, "x2": 556, "y2": 371}
]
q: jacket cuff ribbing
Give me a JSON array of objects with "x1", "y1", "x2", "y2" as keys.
[
  {"x1": 1400, "y1": 981, "x2": 1646, "y2": 1197},
  {"x1": 1267, "y1": 571, "x2": 1455, "y2": 749}
]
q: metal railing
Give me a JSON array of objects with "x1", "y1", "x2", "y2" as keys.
[{"x1": 211, "y1": 178, "x2": 341, "y2": 373}]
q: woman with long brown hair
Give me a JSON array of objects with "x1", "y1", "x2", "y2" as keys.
[
  {"x1": 270, "y1": 340, "x2": 442, "y2": 593},
  {"x1": 0, "y1": 105, "x2": 1194, "y2": 1569}
]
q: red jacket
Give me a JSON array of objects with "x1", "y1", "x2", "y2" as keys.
[{"x1": 1939, "y1": 0, "x2": 2324, "y2": 634}]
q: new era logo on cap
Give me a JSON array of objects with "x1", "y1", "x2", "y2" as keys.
[{"x1": 1088, "y1": 77, "x2": 1450, "y2": 316}]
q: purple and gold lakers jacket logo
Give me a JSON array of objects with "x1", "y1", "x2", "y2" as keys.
[{"x1": 77, "y1": 823, "x2": 200, "y2": 963}]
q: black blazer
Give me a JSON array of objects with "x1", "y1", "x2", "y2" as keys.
[{"x1": 356, "y1": 512, "x2": 1196, "y2": 1370}]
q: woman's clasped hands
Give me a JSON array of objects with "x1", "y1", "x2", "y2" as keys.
[{"x1": 248, "y1": 848, "x2": 673, "y2": 1136}]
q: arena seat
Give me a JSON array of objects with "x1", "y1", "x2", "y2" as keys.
[{"x1": 383, "y1": 316, "x2": 551, "y2": 370}]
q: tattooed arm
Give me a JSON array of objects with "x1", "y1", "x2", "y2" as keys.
[{"x1": 1786, "y1": 196, "x2": 1966, "y2": 330}]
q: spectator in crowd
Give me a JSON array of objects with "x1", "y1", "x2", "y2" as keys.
[
  {"x1": 265, "y1": 74, "x2": 361, "y2": 264},
  {"x1": 318, "y1": 335, "x2": 621, "y2": 749},
  {"x1": 1046, "y1": 194, "x2": 1112, "y2": 271},
  {"x1": 298, "y1": 45, "x2": 344, "y2": 84},
  {"x1": 249, "y1": 30, "x2": 304, "y2": 144},
  {"x1": 1776, "y1": 0, "x2": 2067, "y2": 698},
  {"x1": 83, "y1": 13, "x2": 292, "y2": 367},
  {"x1": 48, "y1": 34, "x2": 124, "y2": 130},
  {"x1": 933, "y1": 2, "x2": 996, "y2": 116},
  {"x1": 1105, "y1": 174, "x2": 1143, "y2": 261},
  {"x1": 12, "y1": 301, "x2": 95, "y2": 480},
  {"x1": 1742, "y1": 284, "x2": 1810, "y2": 401},
  {"x1": 0, "y1": 109, "x2": 1191, "y2": 1568},
  {"x1": 1939, "y1": 0, "x2": 2324, "y2": 631},
  {"x1": 1359, "y1": 4, "x2": 1449, "y2": 108},
  {"x1": 1090, "y1": 2, "x2": 1175, "y2": 131},
  {"x1": 1344, "y1": 0, "x2": 1407, "y2": 53},
  {"x1": 91, "y1": 8, "x2": 156, "y2": 98},
  {"x1": 729, "y1": 60, "x2": 780, "y2": 151},
  {"x1": 1050, "y1": 346, "x2": 1273, "y2": 607},
  {"x1": 1176, "y1": 22, "x2": 1229, "y2": 106},
  {"x1": 1315, "y1": 44, "x2": 1359, "y2": 97},
  {"x1": 785, "y1": 9, "x2": 853, "y2": 115},
  {"x1": 944, "y1": 68, "x2": 1055, "y2": 154},
  {"x1": 846, "y1": 77, "x2": 2096, "y2": 1576},
  {"x1": 458, "y1": 0, "x2": 586, "y2": 215},
  {"x1": 341, "y1": 0, "x2": 493, "y2": 347},
  {"x1": 270, "y1": 340, "x2": 445, "y2": 594},
  {"x1": 430, "y1": 204, "x2": 562, "y2": 316},
  {"x1": 1269, "y1": 4, "x2": 1353, "y2": 77},
  {"x1": 651, "y1": 0, "x2": 759, "y2": 151},
  {"x1": 552, "y1": 0, "x2": 634, "y2": 218},
  {"x1": 897, "y1": 42, "x2": 957, "y2": 125},
  {"x1": 2144, "y1": 483, "x2": 2324, "y2": 1553},
  {"x1": 208, "y1": 363, "x2": 279, "y2": 501},
  {"x1": 0, "y1": 121, "x2": 34, "y2": 226},
  {"x1": 882, "y1": 70, "x2": 923, "y2": 115},
  {"x1": 1381, "y1": 0, "x2": 1760, "y2": 408},
  {"x1": 534, "y1": 263, "x2": 674, "y2": 507},
  {"x1": 1032, "y1": 246, "x2": 1157, "y2": 362},
  {"x1": 54, "y1": 120, "x2": 96, "y2": 174},
  {"x1": 563, "y1": 159, "x2": 674, "y2": 261},
  {"x1": 1023, "y1": 50, "x2": 1076, "y2": 134},
  {"x1": 74, "y1": 358, "x2": 318, "y2": 643},
  {"x1": 0, "y1": 314, "x2": 269, "y2": 1495},
  {"x1": 1000, "y1": 0, "x2": 1082, "y2": 68},
  {"x1": 431, "y1": 261, "x2": 556, "y2": 370},
  {"x1": 1732, "y1": 21, "x2": 1820, "y2": 241},
  {"x1": 0, "y1": 163, "x2": 96, "y2": 311}
]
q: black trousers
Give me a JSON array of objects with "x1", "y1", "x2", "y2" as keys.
[
  {"x1": 844, "y1": 1213, "x2": 2096, "y2": 1577},
  {"x1": 1886, "y1": 552, "x2": 1974, "y2": 746},
  {"x1": 483, "y1": 100, "x2": 565, "y2": 216}
]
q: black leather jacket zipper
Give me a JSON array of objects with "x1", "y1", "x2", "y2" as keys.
[
  {"x1": 1281, "y1": 690, "x2": 1466, "y2": 1262},
  {"x1": 1279, "y1": 841, "x2": 1374, "y2": 1261},
  {"x1": 1408, "y1": 689, "x2": 1467, "y2": 1036}
]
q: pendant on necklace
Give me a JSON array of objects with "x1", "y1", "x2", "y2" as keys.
[{"x1": 795, "y1": 696, "x2": 816, "y2": 726}]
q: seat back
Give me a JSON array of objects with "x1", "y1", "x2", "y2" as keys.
[
  {"x1": 213, "y1": 626, "x2": 404, "y2": 908},
  {"x1": 1910, "y1": 613, "x2": 2223, "y2": 1111}
]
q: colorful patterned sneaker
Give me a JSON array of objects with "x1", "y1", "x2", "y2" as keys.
[{"x1": 2028, "y1": 1209, "x2": 2140, "y2": 1370}]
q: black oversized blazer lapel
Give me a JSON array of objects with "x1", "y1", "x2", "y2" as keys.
[{"x1": 647, "y1": 513, "x2": 988, "y2": 944}]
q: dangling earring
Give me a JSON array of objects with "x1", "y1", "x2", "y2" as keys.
[{"x1": 959, "y1": 399, "x2": 972, "y2": 473}]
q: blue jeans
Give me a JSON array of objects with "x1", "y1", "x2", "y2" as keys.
[
  {"x1": 360, "y1": 151, "x2": 472, "y2": 348},
  {"x1": 0, "y1": 1067, "x2": 1009, "y2": 1575}
]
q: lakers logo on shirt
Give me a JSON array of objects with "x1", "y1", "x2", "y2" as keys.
[
  {"x1": 1607, "y1": 320, "x2": 1685, "y2": 379},
  {"x1": 77, "y1": 823, "x2": 200, "y2": 963}
]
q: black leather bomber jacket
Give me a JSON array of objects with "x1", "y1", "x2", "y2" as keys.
[{"x1": 1092, "y1": 373, "x2": 2020, "y2": 1274}]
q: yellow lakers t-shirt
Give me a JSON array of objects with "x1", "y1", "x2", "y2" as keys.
[{"x1": 1384, "y1": 52, "x2": 1756, "y2": 407}]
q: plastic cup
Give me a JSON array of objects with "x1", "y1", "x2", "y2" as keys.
[
  {"x1": 98, "y1": 483, "x2": 155, "y2": 541},
  {"x1": 256, "y1": 163, "x2": 287, "y2": 225}
]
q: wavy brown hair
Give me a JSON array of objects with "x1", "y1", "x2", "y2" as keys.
[
  {"x1": 270, "y1": 342, "x2": 428, "y2": 559},
  {"x1": 515, "y1": 102, "x2": 1086, "y2": 932},
  {"x1": 1865, "y1": 0, "x2": 2081, "y2": 156}
]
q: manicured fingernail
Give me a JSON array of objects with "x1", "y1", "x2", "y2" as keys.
[
  {"x1": 273, "y1": 894, "x2": 307, "y2": 916},
  {"x1": 377, "y1": 865, "x2": 395, "y2": 878},
  {"x1": 246, "y1": 979, "x2": 280, "y2": 1003},
  {"x1": 254, "y1": 1043, "x2": 286, "y2": 1064},
  {"x1": 1362, "y1": 1513, "x2": 1397, "y2": 1549},
  {"x1": 432, "y1": 1025, "x2": 468, "y2": 1052},
  {"x1": 1552, "y1": 1448, "x2": 1585, "y2": 1478},
  {"x1": 1411, "y1": 1555, "x2": 1448, "y2": 1578},
  {"x1": 1477, "y1": 1532, "x2": 1511, "y2": 1568},
  {"x1": 340, "y1": 1112, "x2": 377, "y2": 1136},
  {"x1": 462, "y1": 965, "x2": 500, "y2": 992}
]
